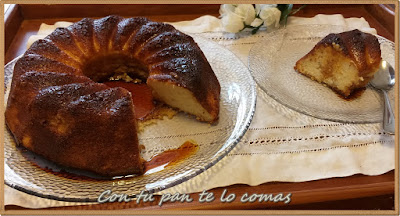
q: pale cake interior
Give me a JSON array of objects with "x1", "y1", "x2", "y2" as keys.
[
  {"x1": 295, "y1": 45, "x2": 365, "y2": 97},
  {"x1": 148, "y1": 79, "x2": 214, "y2": 122}
]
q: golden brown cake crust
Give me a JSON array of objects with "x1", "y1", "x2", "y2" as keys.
[
  {"x1": 67, "y1": 18, "x2": 96, "y2": 56},
  {"x1": 111, "y1": 17, "x2": 150, "y2": 51},
  {"x1": 6, "y1": 71, "x2": 93, "y2": 143},
  {"x1": 5, "y1": 15, "x2": 220, "y2": 177},
  {"x1": 29, "y1": 84, "x2": 143, "y2": 176},
  {"x1": 316, "y1": 29, "x2": 381, "y2": 77}
]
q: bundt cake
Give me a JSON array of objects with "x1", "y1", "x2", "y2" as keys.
[
  {"x1": 5, "y1": 15, "x2": 220, "y2": 177},
  {"x1": 294, "y1": 29, "x2": 381, "y2": 98}
]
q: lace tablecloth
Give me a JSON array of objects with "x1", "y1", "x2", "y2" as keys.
[{"x1": 5, "y1": 14, "x2": 395, "y2": 208}]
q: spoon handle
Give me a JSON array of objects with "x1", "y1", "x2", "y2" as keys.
[{"x1": 382, "y1": 90, "x2": 395, "y2": 134}]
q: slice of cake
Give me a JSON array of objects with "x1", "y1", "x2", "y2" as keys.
[{"x1": 294, "y1": 29, "x2": 381, "y2": 98}]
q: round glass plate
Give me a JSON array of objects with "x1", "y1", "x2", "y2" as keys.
[
  {"x1": 4, "y1": 35, "x2": 256, "y2": 202},
  {"x1": 249, "y1": 25, "x2": 395, "y2": 123}
]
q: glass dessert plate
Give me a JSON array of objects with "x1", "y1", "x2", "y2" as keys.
[
  {"x1": 4, "y1": 35, "x2": 256, "y2": 202},
  {"x1": 249, "y1": 24, "x2": 395, "y2": 123}
]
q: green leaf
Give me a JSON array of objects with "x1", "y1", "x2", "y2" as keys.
[
  {"x1": 290, "y1": 4, "x2": 306, "y2": 16},
  {"x1": 277, "y1": 4, "x2": 293, "y2": 20},
  {"x1": 277, "y1": 4, "x2": 293, "y2": 26}
]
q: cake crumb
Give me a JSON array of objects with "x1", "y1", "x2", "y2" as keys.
[{"x1": 137, "y1": 105, "x2": 178, "y2": 132}]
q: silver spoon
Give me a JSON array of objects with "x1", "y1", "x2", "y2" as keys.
[{"x1": 370, "y1": 60, "x2": 395, "y2": 133}]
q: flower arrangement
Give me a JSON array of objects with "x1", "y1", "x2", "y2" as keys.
[{"x1": 219, "y1": 4, "x2": 303, "y2": 34}]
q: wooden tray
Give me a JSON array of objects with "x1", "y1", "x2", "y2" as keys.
[{"x1": 3, "y1": 4, "x2": 397, "y2": 211}]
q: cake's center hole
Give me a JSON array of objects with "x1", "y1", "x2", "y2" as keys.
[
  {"x1": 82, "y1": 53, "x2": 149, "y2": 82},
  {"x1": 82, "y1": 54, "x2": 156, "y2": 120}
]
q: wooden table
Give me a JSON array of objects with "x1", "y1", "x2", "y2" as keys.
[{"x1": 4, "y1": 4, "x2": 397, "y2": 211}]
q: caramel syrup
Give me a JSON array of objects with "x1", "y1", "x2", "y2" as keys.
[
  {"x1": 144, "y1": 141, "x2": 199, "y2": 173},
  {"x1": 103, "y1": 81, "x2": 155, "y2": 119}
]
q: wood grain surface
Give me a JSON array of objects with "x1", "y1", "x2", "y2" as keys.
[
  {"x1": 3, "y1": 3, "x2": 396, "y2": 211},
  {"x1": 4, "y1": 4, "x2": 395, "y2": 64}
]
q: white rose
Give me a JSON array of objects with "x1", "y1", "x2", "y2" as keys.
[
  {"x1": 259, "y1": 7, "x2": 281, "y2": 28},
  {"x1": 221, "y1": 11, "x2": 245, "y2": 33},
  {"x1": 234, "y1": 4, "x2": 256, "y2": 25},
  {"x1": 255, "y1": 4, "x2": 277, "y2": 14},
  {"x1": 250, "y1": 18, "x2": 263, "y2": 27},
  {"x1": 219, "y1": 4, "x2": 236, "y2": 16}
]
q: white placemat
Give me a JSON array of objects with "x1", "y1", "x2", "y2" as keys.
[{"x1": 5, "y1": 14, "x2": 394, "y2": 208}]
